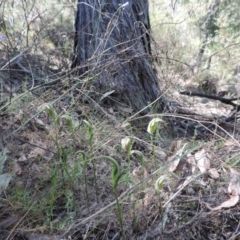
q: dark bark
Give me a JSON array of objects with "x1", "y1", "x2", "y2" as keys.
[{"x1": 72, "y1": 0, "x2": 164, "y2": 112}]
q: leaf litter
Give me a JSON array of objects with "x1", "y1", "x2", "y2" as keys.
[{"x1": 1, "y1": 79, "x2": 240, "y2": 239}]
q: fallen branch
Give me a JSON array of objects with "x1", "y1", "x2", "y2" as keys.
[{"x1": 180, "y1": 91, "x2": 240, "y2": 121}]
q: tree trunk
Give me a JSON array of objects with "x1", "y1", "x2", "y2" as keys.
[
  {"x1": 72, "y1": 0, "x2": 164, "y2": 112},
  {"x1": 194, "y1": 0, "x2": 220, "y2": 74}
]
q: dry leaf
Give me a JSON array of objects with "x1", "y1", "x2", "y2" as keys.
[
  {"x1": 99, "y1": 90, "x2": 115, "y2": 102},
  {"x1": 186, "y1": 154, "x2": 196, "y2": 174},
  {"x1": 145, "y1": 145, "x2": 166, "y2": 159},
  {"x1": 195, "y1": 179, "x2": 207, "y2": 187},
  {"x1": 28, "y1": 147, "x2": 46, "y2": 159},
  {"x1": 109, "y1": 108, "x2": 114, "y2": 114},
  {"x1": 132, "y1": 166, "x2": 148, "y2": 180},
  {"x1": 228, "y1": 168, "x2": 240, "y2": 195},
  {"x1": 143, "y1": 190, "x2": 155, "y2": 206},
  {"x1": 12, "y1": 162, "x2": 22, "y2": 176},
  {"x1": 134, "y1": 190, "x2": 155, "y2": 212},
  {"x1": 212, "y1": 195, "x2": 239, "y2": 210},
  {"x1": 117, "y1": 106, "x2": 133, "y2": 113},
  {"x1": 33, "y1": 117, "x2": 48, "y2": 130},
  {"x1": 18, "y1": 154, "x2": 27, "y2": 162},
  {"x1": 195, "y1": 148, "x2": 210, "y2": 173},
  {"x1": 27, "y1": 139, "x2": 53, "y2": 160},
  {"x1": 168, "y1": 143, "x2": 187, "y2": 172},
  {"x1": 176, "y1": 154, "x2": 196, "y2": 190},
  {"x1": 166, "y1": 140, "x2": 182, "y2": 159},
  {"x1": 212, "y1": 168, "x2": 240, "y2": 210},
  {"x1": 14, "y1": 110, "x2": 24, "y2": 121},
  {"x1": 168, "y1": 157, "x2": 182, "y2": 172},
  {"x1": 177, "y1": 176, "x2": 193, "y2": 190},
  {"x1": 208, "y1": 168, "x2": 219, "y2": 179}
]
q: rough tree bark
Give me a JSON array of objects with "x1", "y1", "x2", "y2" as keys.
[{"x1": 72, "y1": 0, "x2": 164, "y2": 112}]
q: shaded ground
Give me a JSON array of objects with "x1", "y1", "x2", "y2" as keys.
[{"x1": 1, "y1": 54, "x2": 240, "y2": 240}]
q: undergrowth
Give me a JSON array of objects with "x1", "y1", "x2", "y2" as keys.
[{"x1": 1, "y1": 0, "x2": 240, "y2": 240}]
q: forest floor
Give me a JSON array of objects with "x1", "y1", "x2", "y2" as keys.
[
  {"x1": 2, "y1": 0, "x2": 240, "y2": 238},
  {"x1": 1, "y1": 53, "x2": 240, "y2": 240}
]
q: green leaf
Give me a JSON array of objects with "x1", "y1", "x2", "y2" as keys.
[
  {"x1": 83, "y1": 120, "x2": 93, "y2": 142},
  {"x1": 130, "y1": 150, "x2": 144, "y2": 165}
]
